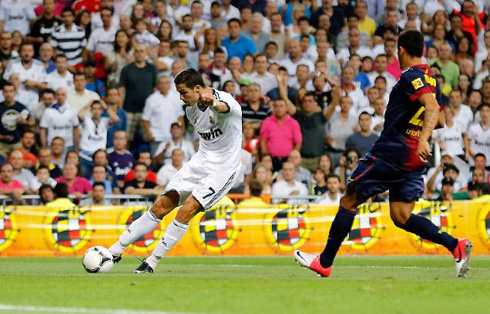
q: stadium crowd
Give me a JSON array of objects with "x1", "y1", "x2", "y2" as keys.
[{"x1": 0, "y1": 0, "x2": 489, "y2": 206}]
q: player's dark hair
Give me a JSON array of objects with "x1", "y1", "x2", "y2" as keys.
[
  {"x1": 92, "y1": 181, "x2": 106, "y2": 190},
  {"x1": 249, "y1": 180, "x2": 263, "y2": 197},
  {"x1": 174, "y1": 68, "x2": 205, "y2": 89},
  {"x1": 397, "y1": 30, "x2": 424, "y2": 57},
  {"x1": 54, "y1": 182, "x2": 70, "y2": 198}
]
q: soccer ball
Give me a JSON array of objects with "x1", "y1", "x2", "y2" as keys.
[{"x1": 82, "y1": 246, "x2": 114, "y2": 273}]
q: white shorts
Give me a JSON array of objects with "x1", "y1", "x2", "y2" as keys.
[{"x1": 162, "y1": 161, "x2": 239, "y2": 211}]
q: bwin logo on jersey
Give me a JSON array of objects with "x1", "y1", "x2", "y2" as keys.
[{"x1": 198, "y1": 128, "x2": 223, "y2": 141}]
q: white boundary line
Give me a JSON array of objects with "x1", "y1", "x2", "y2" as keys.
[{"x1": 0, "y1": 304, "x2": 193, "y2": 314}]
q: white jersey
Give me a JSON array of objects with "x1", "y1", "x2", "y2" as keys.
[
  {"x1": 185, "y1": 89, "x2": 242, "y2": 173},
  {"x1": 467, "y1": 122, "x2": 490, "y2": 163}
]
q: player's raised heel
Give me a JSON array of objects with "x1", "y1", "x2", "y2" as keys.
[
  {"x1": 294, "y1": 250, "x2": 332, "y2": 277},
  {"x1": 452, "y1": 239, "x2": 473, "y2": 278},
  {"x1": 134, "y1": 259, "x2": 154, "y2": 274}
]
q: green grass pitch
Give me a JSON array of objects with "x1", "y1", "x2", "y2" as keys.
[{"x1": 0, "y1": 256, "x2": 489, "y2": 314}]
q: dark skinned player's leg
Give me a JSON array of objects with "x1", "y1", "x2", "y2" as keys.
[
  {"x1": 390, "y1": 201, "x2": 458, "y2": 252},
  {"x1": 318, "y1": 187, "x2": 369, "y2": 268},
  {"x1": 145, "y1": 195, "x2": 203, "y2": 269},
  {"x1": 109, "y1": 191, "x2": 180, "y2": 257}
]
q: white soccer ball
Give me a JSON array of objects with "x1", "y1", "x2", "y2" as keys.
[{"x1": 82, "y1": 246, "x2": 114, "y2": 273}]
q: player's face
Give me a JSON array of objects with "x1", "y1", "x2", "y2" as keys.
[{"x1": 177, "y1": 84, "x2": 200, "y2": 106}]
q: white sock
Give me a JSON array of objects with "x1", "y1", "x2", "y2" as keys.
[
  {"x1": 146, "y1": 219, "x2": 188, "y2": 269},
  {"x1": 109, "y1": 210, "x2": 161, "y2": 256}
]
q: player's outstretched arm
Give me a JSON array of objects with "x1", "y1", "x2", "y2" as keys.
[{"x1": 418, "y1": 93, "x2": 439, "y2": 163}]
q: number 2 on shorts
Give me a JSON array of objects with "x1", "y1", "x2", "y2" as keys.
[{"x1": 203, "y1": 187, "x2": 215, "y2": 199}]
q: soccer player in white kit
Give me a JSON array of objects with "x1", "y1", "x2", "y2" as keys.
[{"x1": 108, "y1": 69, "x2": 242, "y2": 273}]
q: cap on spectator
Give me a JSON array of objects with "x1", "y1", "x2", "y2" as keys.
[{"x1": 239, "y1": 79, "x2": 251, "y2": 87}]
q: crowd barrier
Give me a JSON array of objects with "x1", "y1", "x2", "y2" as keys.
[{"x1": 0, "y1": 200, "x2": 489, "y2": 257}]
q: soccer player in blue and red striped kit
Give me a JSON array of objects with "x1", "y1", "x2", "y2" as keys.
[{"x1": 294, "y1": 30, "x2": 472, "y2": 278}]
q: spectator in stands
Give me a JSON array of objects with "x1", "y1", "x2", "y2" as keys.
[
  {"x1": 67, "y1": 72, "x2": 101, "y2": 112},
  {"x1": 244, "y1": 163, "x2": 272, "y2": 195},
  {"x1": 239, "y1": 180, "x2": 268, "y2": 207},
  {"x1": 142, "y1": 76, "x2": 184, "y2": 157},
  {"x1": 430, "y1": 43, "x2": 459, "y2": 89},
  {"x1": 10, "y1": 150, "x2": 34, "y2": 188},
  {"x1": 325, "y1": 95, "x2": 358, "y2": 153},
  {"x1": 337, "y1": 29, "x2": 372, "y2": 66},
  {"x1": 108, "y1": 130, "x2": 134, "y2": 188},
  {"x1": 17, "y1": 130, "x2": 37, "y2": 169},
  {"x1": 56, "y1": 162, "x2": 92, "y2": 199},
  {"x1": 124, "y1": 150, "x2": 157, "y2": 183},
  {"x1": 40, "y1": 88, "x2": 80, "y2": 151},
  {"x1": 27, "y1": 0, "x2": 62, "y2": 53},
  {"x1": 272, "y1": 161, "x2": 308, "y2": 204},
  {"x1": 65, "y1": 150, "x2": 84, "y2": 177},
  {"x1": 86, "y1": 6, "x2": 117, "y2": 58},
  {"x1": 318, "y1": 154, "x2": 332, "y2": 175},
  {"x1": 84, "y1": 61, "x2": 107, "y2": 97},
  {"x1": 46, "y1": 55, "x2": 74, "y2": 92},
  {"x1": 78, "y1": 100, "x2": 118, "y2": 174},
  {"x1": 0, "y1": 163, "x2": 24, "y2": 202},
  {"x1": 153, "y1": 122, "x2": 195, "y2": 166},
  {"x1": 465, "y1": 103, "x2": 490, "y2": 163},
  {"x1": 46, "y1": 182, "x2": 76, "y2": 208},
  {"x1": 50, "y1": 137, "x2": 65, "y2": 168},
  {"x1": 123, "y1": 162, "x2": 161, "y2": 198},
  {"x1": 39, "y1": 183, "x2": 55, "y2": 204},
  {"x1": 449, "y1": 90, "x2": 473, "y2": 131},
  {"x1": 250, "y1": 55, "x2": 276, "y2": 94},
  {"x1": 428, "y1": 162, "x2": 466, "y2": 194},
  {"x1": 433, "y1": 107, "x2": 465, "y2": 159},
  {"x1": 105, "y1": 30, "x2": 133, "y2": 89},
  {"x1": 317, "y1": 174, "x2": 342, "y2": 205},
  {"x1": 35, "y1": 147, "x2": 61, "y2": 178},
  {"x1": 311, "y1": 167, "x2": 328, "y2": 196},
  {"x1": 118, "y1": 43, "x2": 158, "y2": 143},
  {"x1": 105, "y1": 88, "x2": 127, "y2": 149},
  {"x1": 50, "y1": 8, "x2": 87, "y2": 69},
  {"x1": 345, "y1": 112, "x2": 379, "y2": 158},
  {"x1": 438, "y1": 178, "x2": 455, "y2": 201},
  {"x1": 0, "y1": 83, "x2": 34, "y2": 159},
  {"x1": 89, "y1": 164, "x2": 119, "y2": 195},
  {"x1": 336, "y1": 149, "x2": 360, "y2": 190},
  {"x1": 27, "y1": 164, "x2": 56, "y2": 194},
  {"x1": 32, "y1": 89, "x2": 55, "y2": 126},
  {"x1": 310, "y1": 0, "x2": 344, "y2": 35},
  {"x1": 260, "y1": 99, "x2": 302, "y2": 171},
  {"x1": 0, "y1": 32, "x2": 19, "y2": 69},
  {"x1": 222, "y1": 18, "x2": 257, "y2": 61},
  {"x1": 38, "y1": 43, "x2": 56, "y2": 74},
  {"x1": 241, "y1": 83, "x2": 271, "y2": 125},
  {"x1": 89, "y1": 149, "x2": 117, "y2": 182},
  {"x1": 157, "y1": 148, "x2": 185, "y2": 188},
  {"x1": 80, "y1": 181, "x2": 110, "y2": 206},
  {"x1": 281, "y1": 39, "x2": 314, "y2": 77}
]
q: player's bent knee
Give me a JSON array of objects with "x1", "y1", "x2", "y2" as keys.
[
  {"x1": 340, "y1": 191, "x2": 362, "y2": 212},
  {"x1": 390, "y1": 212, "x2": 410, "y2": 228},
  {"x1": 150, "y1": 192, "x2": 179, "y2": 219},
  {"x1": 175, "y1": 197, "x2": 202, "y2": 224}
]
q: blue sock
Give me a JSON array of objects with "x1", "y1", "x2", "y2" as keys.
[
  {"x1": 319, "y1": 207, "x2": 356, "y2": 268},
  {"x1": 401, "y1": 214, "x2": 458, "y2": 252}
]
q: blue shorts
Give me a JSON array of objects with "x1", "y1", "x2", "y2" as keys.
[{"x1": 347, "y1": 153, "x2": 424, "y2": 203}]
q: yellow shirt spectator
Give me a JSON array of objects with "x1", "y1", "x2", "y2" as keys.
[
  {"x1": 239, "y1": 196, "x2": 268, "y2": 209},
  {"x1": 359, "y1": 17, "x2": 376, "y2": 37}
]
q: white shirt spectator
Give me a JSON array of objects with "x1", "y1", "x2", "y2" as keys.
[
  {"x1": 80, "y1": 114, "x2": 111, "y2": 155},
  {"x1": 39, "y1": 103, "x2": 80, "y2": 147},
  {"x1": 157, "y1": 162, "x2": 184, "y2": 186},
  {"x1": 280, "y1": 58, "x2": 315, "y2": 77},
  {"x1": 46, "y1": 71, "x2": 74, "y2": 92},
  {"x1": 326, "y1": 111, "x2": 358, "y2": 150},
  {"x1": 13, "y1": 168, "x2": 34, "y2": 187},
  {"x1": 467, "y1": 122, "x2": 490, "y2": 162},
  {"x1": 221, "y1": 4, "x2": 240, "y2": 20},
  {"x1": 91, "y1": 12, "x2": 120, "y2": 30},
  {"x1": 316, "y1": 192, "x2": 342, "y2": 205},
  {"x1": 422, "y1": 0, "x2": 445, "y2": 18},
  {"x1": 368, "y1": 71, "x2": 397, "y2": 93},
  {"x1": 433, "y1": 124, "x2": 465, "y2": 156},
  {"x1": 86, "y1": 26, "x2": 118, "y2": 55},
  {"x1": 28, "y1": 176, "x2": 57, "y2": 192},
  {"x1": 250, "y1": 71, "x2": 278, "y2": 95},
  {"x1": 453, "y1": 104, "x2": 474, "y2": 131},
  {"x1": 155, "y1": 138, "x2": 195, "y2": 164},
  {"x1": 166, "y1": 4, "x2": 190, "y2": 24},
  {"x1": 337, "y1": 47, "x2": 373, "y2": 65},
  {"x1": 271, "y1": 180, "x2": 309, "y2": 205},
  {"x1": 3, "y1": 59, "x2": 47, "y2": 111},
  {"x1": 0, "y1": 0, "x2": 35, "y2": 36},
  {"x1": 306, "y1": 45, "x2": 337, "y2": 63},
  {"x1": 142, "y1": 91, "x2": 184, "y2": 143},
  {"x1": 67, "y1": 89, "x2": 100, "y2": 112},
  {"x1": 135, "y1": 30, "x2": 160, "y2": 47}
]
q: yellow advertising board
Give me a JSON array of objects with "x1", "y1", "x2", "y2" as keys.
[{"x1": 0, "y1": 200, "x2": 489, "y2": 257}]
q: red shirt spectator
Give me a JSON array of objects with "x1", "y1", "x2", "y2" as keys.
[
  {"x1": 124, "y1": 169, "x2": 157, "y2": 183},
  {"x1": 260, "y1": 100, "x2": 302, "y2": 158},
  {"x1": 56, "y1": 162, "x2": 92, "y2": 196},
  {"x1": 0, "y1": 163, "x2": 25, "y2": 202},
  {"x1": 452, "y1": 1, "x2": 485, "y2": 49}
]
